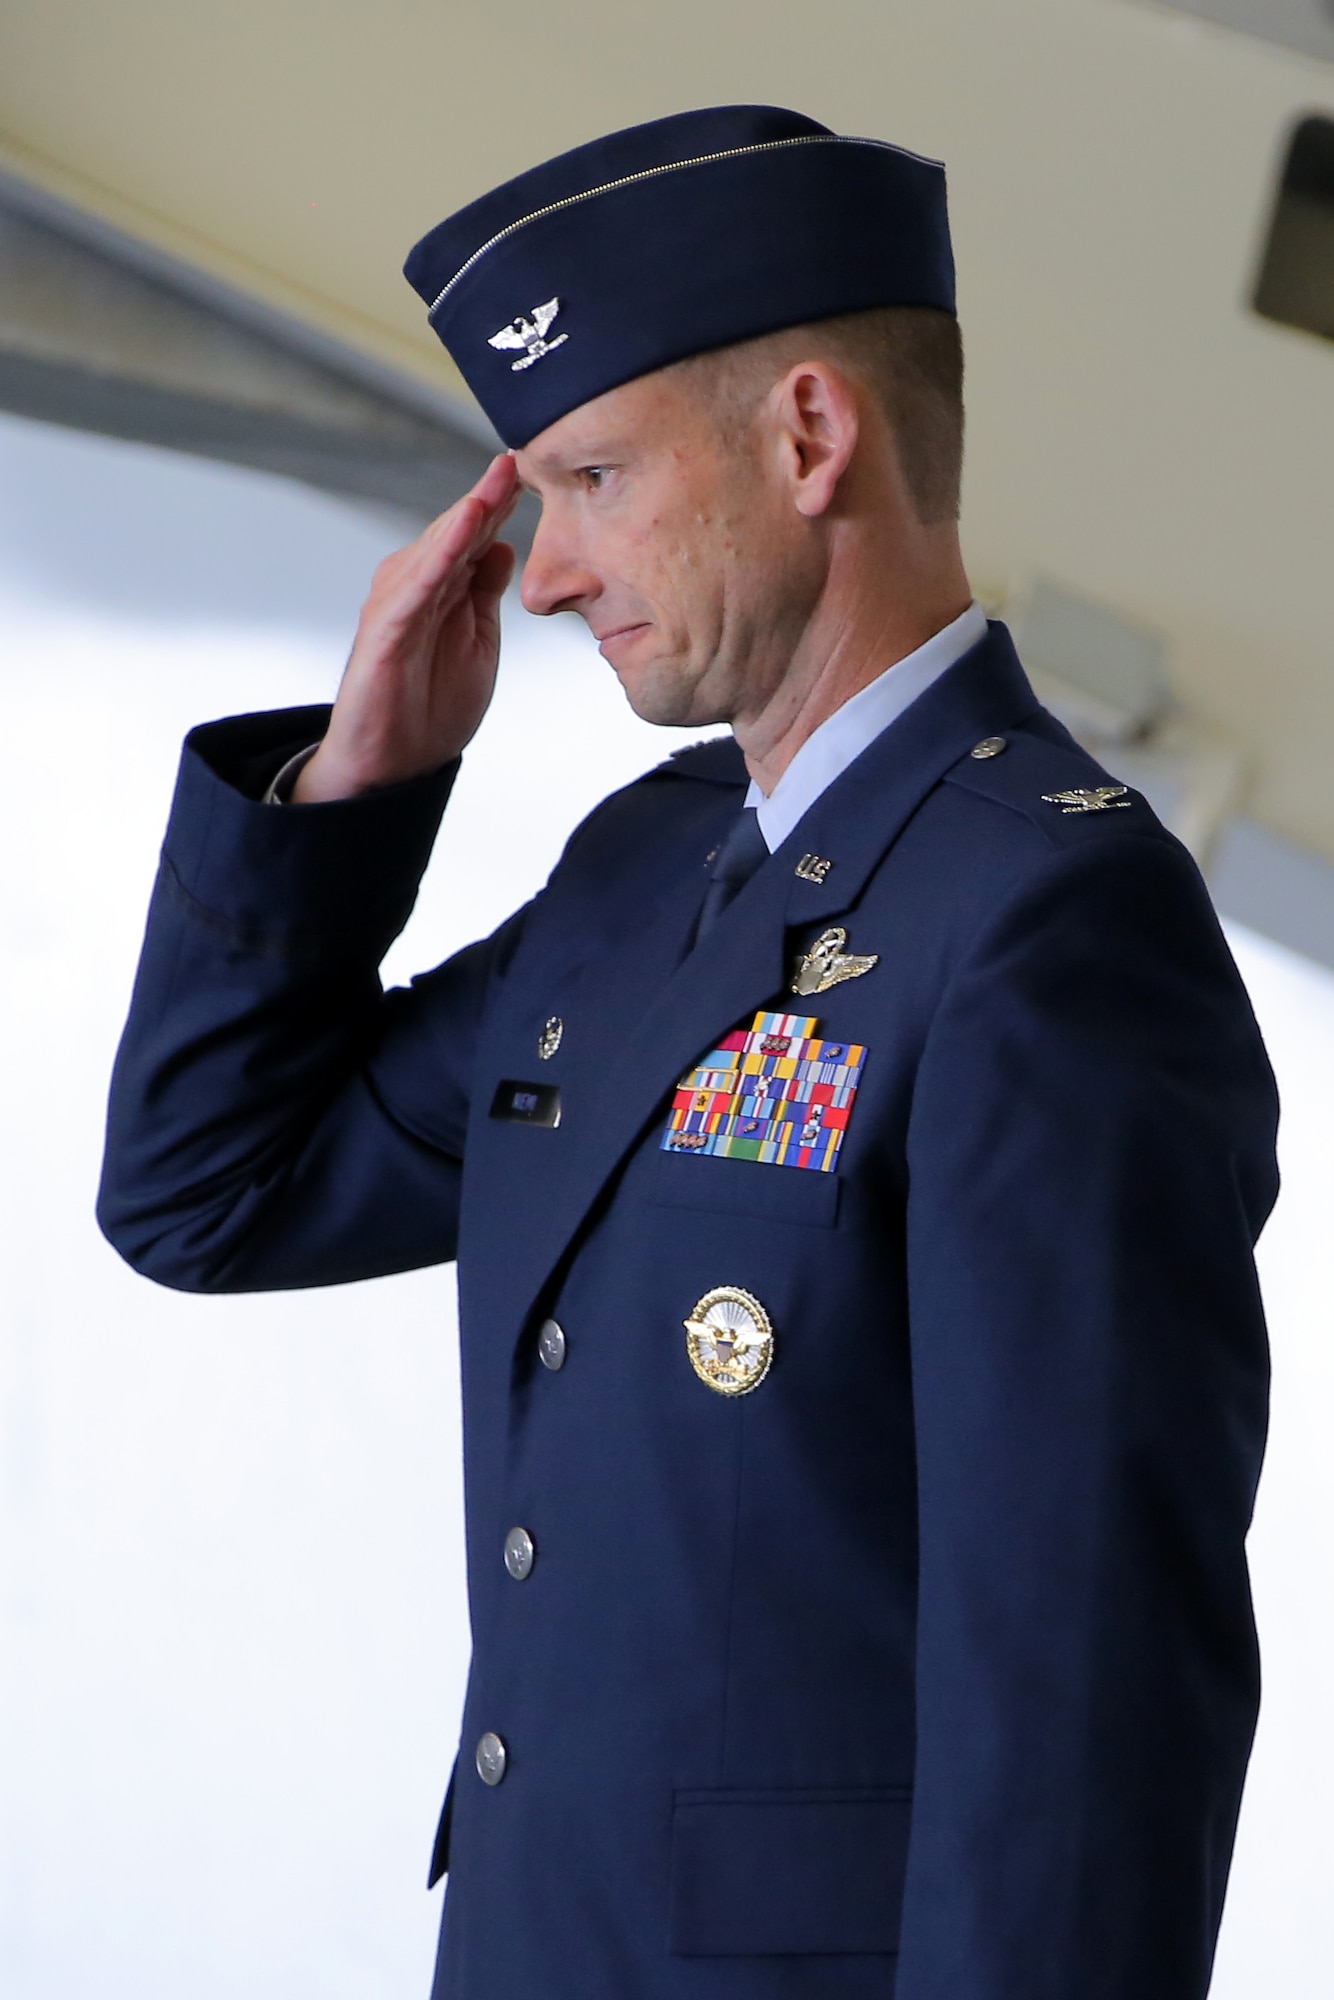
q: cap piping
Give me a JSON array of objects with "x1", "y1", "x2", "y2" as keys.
[{"x1": 427, "y1": 133, "x2": 943, "y2": 320}]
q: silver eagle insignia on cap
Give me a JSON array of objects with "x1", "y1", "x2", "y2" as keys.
[
  {"x1": 488, "y1": 297, "x2": 569, "y2": 371},
  {"x1": 1041, "y1": 785, "x2": 1132, "y2": 815},
  {"x1": 792, "y1": 926, "x2": 878, "y2": 997}
]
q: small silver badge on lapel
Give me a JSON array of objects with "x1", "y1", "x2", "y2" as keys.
[
  {"x1": 537, "y1": 1016, "x2": 563, "y2": 1061},
  {"x1": 488, "y1": 298, "x2": 569, "y2": 371},
  {"x1": 1041, "y1": 785, "x2": 1131, "y2": 815},
  {"x1": 684, "y1": 1286, "x2": 774, "y2": 1396},
  {"x1": 792, "y1": 927, "x2": 879, "y2": 997},
  {"x1": 794, "y1": 852, "x2": 833, "y2": 883}
]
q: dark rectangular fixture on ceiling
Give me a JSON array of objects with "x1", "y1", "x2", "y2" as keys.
[
  {"x1": 1148, "y1": 0, "x2": 1334, "y2": 64},
  {"x1": 1253, "y1": 115, "x2": 1334, "y2": 341}
]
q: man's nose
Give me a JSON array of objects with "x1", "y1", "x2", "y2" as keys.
[{"x1": 519, "y1": 515, "x2": 601, "y2": 619}]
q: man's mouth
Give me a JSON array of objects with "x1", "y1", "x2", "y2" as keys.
[{"x1": 595, "y1": 622, "x2": 652, "y2": 658}]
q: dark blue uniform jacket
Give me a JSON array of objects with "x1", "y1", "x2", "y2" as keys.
[{"x1": 99, "y1": 625, "x2": 1278, "y2": 2000}]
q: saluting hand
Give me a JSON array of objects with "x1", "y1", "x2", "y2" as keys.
[{"x1": 293, "y1": 452, "x2": 521, "y2": 802}]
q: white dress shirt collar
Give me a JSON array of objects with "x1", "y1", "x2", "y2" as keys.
[{"x1": 744, "y1": 600, "x2": 988, "y2": 853}]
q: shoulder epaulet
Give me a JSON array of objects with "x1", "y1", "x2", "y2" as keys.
[
  {"x1": 943, "y1": 724, "x2": 1162, "y2": 846},
  {"x1": 647, "y1": 735, "x2": 747, "y2": 786}
]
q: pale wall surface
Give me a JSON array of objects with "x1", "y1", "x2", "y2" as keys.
[
  {"x1": 0, "y1": 412, "x2": 712, "y2": 1998},
  {"x1": 0, "y1": 0, "x2": 1332, "y2": 857}
]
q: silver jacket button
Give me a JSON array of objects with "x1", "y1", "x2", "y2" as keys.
[
  {"x1": 475, "y1": 1731, "x2": 508, "y2": 1786},
  {"x1": 970, "y1": 735, "x2": 1007, "y2": 759},
  {"x1": 504, "y1": 1526, "x2": 535, "y2": 1580},
  {"x1": 538, "y1": 1318, "x2": 567, "y2": 1370}
]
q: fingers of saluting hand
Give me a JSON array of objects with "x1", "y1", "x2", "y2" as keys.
[
  {"x1": 413, "y1": 452, "x2": 521, "y2": 587},
  {"x1": 356, "y1": 457, "x2": 518, "y2": 650},
  {"x1": 296, "y1": 458, "x2": 522, "y2": 801},
  {"x1": 365, "y1": 454, "x2": 519, "y2": 623}
]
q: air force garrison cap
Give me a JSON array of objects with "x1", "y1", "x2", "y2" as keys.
[{"x1": 404, "y1": 104, "x2": 955, "y2": 449}]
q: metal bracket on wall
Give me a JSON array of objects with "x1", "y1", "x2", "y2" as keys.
[
  {"x1": 1135, "y1": 0, "x2": 1334, "y2": 66},
  {"x1": 0, "y1": 165, "x2": 537, "y2": 541}
]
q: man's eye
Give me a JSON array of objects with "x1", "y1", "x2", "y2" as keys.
[{"x1": 581, "y1": 466, "x2": 612, "y2": 491}]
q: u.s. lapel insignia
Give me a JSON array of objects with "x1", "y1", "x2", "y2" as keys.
[
  {"x1": 684, "y1": 1286, "x2": 774, "y2": 1396},
  {"x1": 794, "y1": 852, "x2": 833, "y2": 883},
  {"x1": 1041, "y1": 785, "x2": 1131, "y2": 815},
  {"x1": 792, "y1": 927, "x2": 878, "y2": 997}
]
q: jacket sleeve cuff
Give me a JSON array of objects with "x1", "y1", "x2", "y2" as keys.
[{"x1": 161, "y1": 705, "x2": 459, "y2": 946}]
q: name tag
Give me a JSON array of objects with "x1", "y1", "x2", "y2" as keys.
[{"x1": 489, "y1": 1079, "x2": 562, "y2": 1128}]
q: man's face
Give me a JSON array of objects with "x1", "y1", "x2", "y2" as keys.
[{"x1": 514, "y1": 366, "x2": 826, "y2": 729}]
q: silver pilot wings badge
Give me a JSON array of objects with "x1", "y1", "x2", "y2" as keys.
[
  {"x1": 488, "y1": 297, "x2": 569, "y2": 371},
  {"x1": 791, "y1": 927, "x2": 879, "y2": 997}
]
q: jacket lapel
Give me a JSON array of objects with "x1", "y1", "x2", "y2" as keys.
[
  {"x1": 777, "y1": 620, "x2": 1039, "y2": 929},
  {"x1": 469, "y1": 622, "x2": 1040, "y2": 1348}
]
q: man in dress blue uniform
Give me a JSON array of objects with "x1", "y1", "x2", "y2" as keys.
[{"x1": 99, "y1": 105, "x2": 1279, "y2": 1999}]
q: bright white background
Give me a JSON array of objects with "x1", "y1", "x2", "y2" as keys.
[{"x1": 0, "y1": 412, "x2": 1329, "y2": 1997}]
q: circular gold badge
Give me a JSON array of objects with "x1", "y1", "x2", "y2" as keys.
[{"x1": 684, "y1": 1286, "x2": 774, "y2": 1397}]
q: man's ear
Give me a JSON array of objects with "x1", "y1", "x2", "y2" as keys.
[{"x1": 772, "y1": 360, "x2": 861, "y2": 520}]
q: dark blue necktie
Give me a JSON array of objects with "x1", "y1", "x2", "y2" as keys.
[{"x1": 695, "y1": 805, "x2": 769, "y2": 941}]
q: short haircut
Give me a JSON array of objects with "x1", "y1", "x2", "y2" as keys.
[{"x1": 673, "y1": 306, "x2": 965, "y2": 526}]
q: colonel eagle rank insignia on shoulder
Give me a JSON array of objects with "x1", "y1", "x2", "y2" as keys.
[{"x1": 1041, "y1": 785, "x2": 1132, "y2": 815}]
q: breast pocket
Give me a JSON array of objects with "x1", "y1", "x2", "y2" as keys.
[
  {"x1": 669, "y1": 1786, "x2": 911, "y2": 1956},
  {"x1": 652, "y1": 1151, "x2": 841, "y2": 1229}
]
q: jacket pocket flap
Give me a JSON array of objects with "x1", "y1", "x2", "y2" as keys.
[
  {"x1": 654, "y1": 1153, "x2": 841, "y2": 1227},
  {"x1": 669, "y1": 1787, "x2": 911, "y2": 1956}
]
